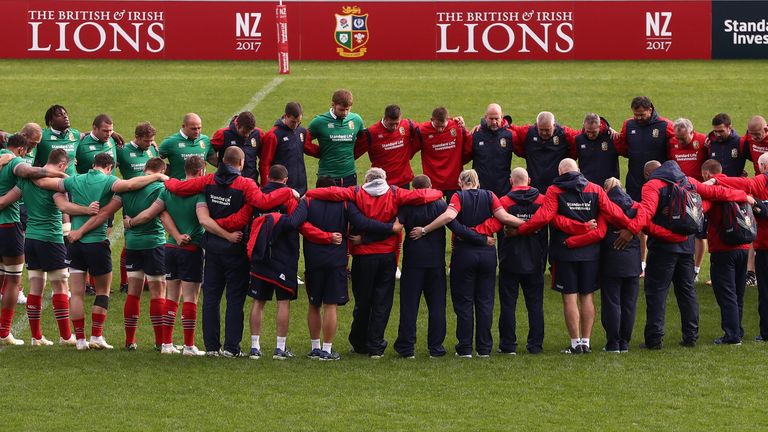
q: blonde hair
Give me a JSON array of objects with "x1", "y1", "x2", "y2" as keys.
[
  {"x1": 458, "y1": 169, "x2": 480, "y2": 189},
  {"x1": 603, "y1": 177, "x2": 622, "y2": 192}
]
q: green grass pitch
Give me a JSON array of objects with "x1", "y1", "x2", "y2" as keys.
[{"x1": 2, "y1": 59, "x2": 768, "y2": 431}]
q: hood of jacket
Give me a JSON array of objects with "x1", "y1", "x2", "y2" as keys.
[{"x1": 552, "y1": 171, "x2": 588, "y2": 192}]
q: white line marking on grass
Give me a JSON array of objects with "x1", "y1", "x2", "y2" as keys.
[{"x1": 228, "y1": 77, "x2": 285, "y2": 124}]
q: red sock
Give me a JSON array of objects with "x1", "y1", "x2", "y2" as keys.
[
  {"x1": 0, "y1": 307, "x2": 14, "y2": 338},
  {"x1": 124, "y1": 294, "x2": 140, "y2": 344},
  {"x1": 162, "y1": 300, "x2": 179, "y2": 345},
  {"x1": 120, "y1": 247, "x2": 127, "y2": 285},
  {"x1": 26, "y1": 294, "x2": 43, "y2": 340},
  {"x1": 181, "y1": 302, "x2": 197, "y2": 347},
  {"x1": 73, "y1": 318, "x2": 86, "y2": 340},
  {"x1": 91, "y1": 312, "x2": 106, "y2": 338},
  {"x1": 88, "y1": 275, "x2": 96, "y2": 288},
  {"x1": 52, "y1": 293, "x2": 72, "y2": 340},
  {"x1": 150, "y1": 298, "x2": 165, "y2": 346}
]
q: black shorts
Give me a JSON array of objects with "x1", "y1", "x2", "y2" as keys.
[
  {"x1": 305, "y1": 266, "x2": 349, "y2": 306},
  {"x1": 125, "y1": 247, "x2": 166, "y2": 276},
  {"x1": 551, "y1": 260, "x2": 599, "y2": 295},
  {"x1": 66, "y1": 240, "x2": 112, "y2": 276},
  {"x1": 25, "y1": 238, "x2": 67, "y2": 272},
  {"x1": 248, "y1": 276, "x2": 297, "y2": 301},
  {"x1": 165, "y1": 245, "x2": 203, "y2": 283},
  {"x1": 0, "y1": 223, "x2": 24, "y2": 257}
]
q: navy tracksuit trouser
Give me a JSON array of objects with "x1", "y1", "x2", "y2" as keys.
[
  {"x1": 644, "y1": 250, "x2": 699, "y2": 346},
  {"x1": 757, "y1": 251, "x2": 768, "y2": 339},
  {"x1": 601, "y1": 276, "x2": 639, "y2": 351},
  {"x1": 349, "y1": 253, "x2": 396, "y2": 355},
  {"x1": 202, "y1": 252, "x2": 250, "y2": 353},
  {"x1": 450, "y1": 245, "x2": 497, "y2": 356},
  {"x1": 711, "y1": 250, "x2": 748, "y2": 343},
  {"x1": 498, "y1": 270, "x2": 544, "y2": 354},
  {"x1": 393, "y1": 266, "x2": 447, "y2": 357}
]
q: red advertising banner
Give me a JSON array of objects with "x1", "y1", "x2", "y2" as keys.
[{"x1": 0, "y1": 1, "x2": 712, "y2": 61}]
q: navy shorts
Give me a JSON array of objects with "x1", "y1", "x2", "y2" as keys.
[
  {"x1": 66, "y1": 240, "x2": 112, "y2": 276},
  {"x1": 125, "y1": 247, "x2": 166, "y2": 276},
  {"x1": 305, "y1": 266, "x2": 349, "y2": 306},
  {"x1": 0, "y1": 223, "x2": 24, "y2": 257},
  {"x1": 165, "y1": 245, "x2": 203, "y2": 283},
  {"x1": 25, "y1": 238, "x2": 67, "y2": 272},
  {"x1": 248, "y1": 276, "x2": 297, "y2": 301},
  {"x1": 551, "y1": 260, "x2": 599, "y2": 295}
]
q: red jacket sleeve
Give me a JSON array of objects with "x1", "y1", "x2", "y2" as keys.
[
  {"x1": 509, "y1": 124, "x2": 529, "y2": 157},
  {"x1": 664, "y1": 118, "x2": 675, "y2": 147},
  {"x1": 473, "y1": 217, "x2": 503, "y2": 236},
  {"x1": 517, "y1": 187, "x2": 559, "y2": 235},
  {"x1": 304, "y1": 131, "x2": 320, "y2": 158},
  {"x1": 615, "y1": 120, "x2": 629, "y2": 157},
  {"x1": 460, "y1": 127, "x2": 473, "y2": 165},
  {"x1": 562, "y1": 125, "x2": 579, "y2": 159},
  {"x1": 565, "y1": 215, "x2": 607, "y2": 248},
  {"x1": 553, "y1": 215, "x2": 594, "y2": 235},
  {"x1": 164, "y1": 174, "x2": 214, "y2": 196},
  {"x1": 215, "y1": 205, "x2": 254, "y2": 232},
  {"x1": 354, "y1": 129, "x2": 369, "y2": 159},
  {"x1": 243, "y1": 181, "x2": 295, "y2": 210},
  {"x1": 299, "y1": 222, "x2": 334, "y2": 244},
  {"x1": 259, "y1": 127, "x2": 278, "y2": 186},
  {"x1": 304, "y1": 186, "x2": 355, "y2": 201},
  {"x1": 645, "y1": 221, "x2": 689, "y2": 243},
  {"x1": 210, "y1": 128, "x2": 226, "y2": 151},
  {"x1": 395, "y1": 187, "x2": 444, "y2": 206},
  {"x1": 715, "y1": 175, "x2": 761, "y2": 196},
  {"x1": 690, "y1": 178, "x2": 747, "y2": 203},
  {"x1": 629, "y1": 181, "x2": 659, "y2": 234}
]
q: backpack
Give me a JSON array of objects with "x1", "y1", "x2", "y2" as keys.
[
  {"x1": 661, "y1": 178, "x2": 704, "y2": 235},
  {"x1": 719, "y1": 202, "x2": 757, "y2": 245}
]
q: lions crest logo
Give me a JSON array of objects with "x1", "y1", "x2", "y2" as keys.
[
  {"x1": 553, "y1": 136, "x2": 560, "y2": 145},
  {"x1": 693, "y1": 140, "x2": 700, "y2": 150},
  {"x1": 348, "y1": 121, "x2": 355, "y2": 129},
  {"x1": 601, "y1": 141, "x2": 608, "y2": 151},
  {"x1": 652, "y1": 128, "x2": 659, "y2": 138},
  {"x1": 450, "y1": 128, "x2": 457, "y2": 137},
  {"x1": 199, "y1": 141, "x2": 206, "y2": 149},
  {"x1": 399, "y1": 126, "x2": 405, "y2": 136},
  {"x1": 300, "y1": 133, "x2": 305, "y2": 142},
  {"x1": 731, "y1": 148, "x2": 739, "y2": 158},
  {"x1": 500, "y1": 138, "x2": 507, "y2": 148},
  {"x1": 335, "y1": 6, "x2": 369, "y2": 58},
  {"x1": 251, "y1": 138, "x2": 258, "y2": 147}
]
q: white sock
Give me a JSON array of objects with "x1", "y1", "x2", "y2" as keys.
[
  {"x1": 694, "y1": 266, "x2": 701, "y2": 274},
  {"x1": 323, "y1": 342, "x2": 332, "y2": 353},
  {"x1": 276, "y1": 336, "x2": 286, "y2": 351},
  {"x1": 642, "y1": 261, "x2": 647, "y2": 272},
  {"x1": 311, "y1": 339, "x2": 321, "y2": 350},
  {"x1": 582, "y1": 338, "x2": 590, "y2": 347},
  {"x1": 251, "y1": 335, "x2": 260, "y2": 350},
  {"x1": 571, "y1": 338, "x2": 580, "y2": 348}
]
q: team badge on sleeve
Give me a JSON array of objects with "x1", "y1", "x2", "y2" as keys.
[
  {"x1": 335, "y1": 6, "x2": 369, "y2": 58},
  {"x1": 652, "y1": 128, "x2": 659, "y2": 138}
]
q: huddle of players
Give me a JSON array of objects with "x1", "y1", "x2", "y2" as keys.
[{"x1": 1, "y1": 91, "x2": 767, "y2": 359}]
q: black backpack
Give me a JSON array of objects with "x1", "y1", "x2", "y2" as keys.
[
  {"x1": 661, "y1": 178, "x2": 704, "y2": 235},
  {"x1": 719, "y1": 202, "x2": 757, "y2": 245}
]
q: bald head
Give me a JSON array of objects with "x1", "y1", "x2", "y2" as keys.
[
  {"x1": 748, "y1": 115, "x2": 767, "y2": 142},
  {"x1": 485, "y1": 103, "x2": 503, "y2": 131},
  {"x1": 759, "y1": 153, "x2": 768, "y2": 174},
  {"x1": 182, "y1": 113, "x2": 202, "y2": 140},
  {"x1": 19, "y1": 122, "x2": 42, "y2": 146},
  {"x1": 644, "y1": 160, "x2": 661, "y2": 180},
  {"x1": 510, "y1": 167, "x2": 529, "y2": 186},
  {"x1": 558, "y1": 158, "x2": 578, "y2": 175},
  {"x1": 223, "y1": 146, "x2": 244, "y2": 171}
]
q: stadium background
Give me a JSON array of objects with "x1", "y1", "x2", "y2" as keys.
[{"x1": 2, "y1": 1, "x2": 768, "y2": 430}]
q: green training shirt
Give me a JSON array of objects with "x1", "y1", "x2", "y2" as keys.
[
  {"x1": 157, "y1": 189, "x2": 205, "y2": 246},
  {"x1": 119, "y1": 181, "x2": 165, "y2": 250},
  {"x1": 36, "y1": 127, "x2": 81, "y2": 176},
  {"x1": 63, "y1": 170, "x2": 119, "y2": 243},
  {"x1": 0, "y1": 149, "x2": 25, "y2": 223},
  {"x1": 116, "y1": 141, "x2": 156, "y2": 179},
  {"x1": 307, "y1": 109, "x2": 364, "y2": 178},
  {"x1": 158, "y1": 130, "x2": 213, "y2": 180},
  {"x1": 75, "y1": 133, "x2": 118, "y2": 174},
  {"x1": 16, "y1": 177, "x2": 62, "y2": 243}
]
